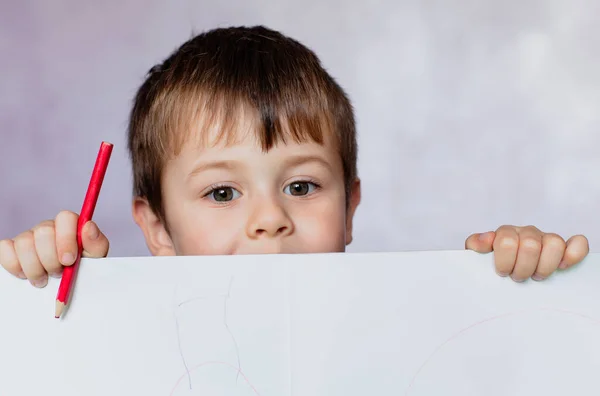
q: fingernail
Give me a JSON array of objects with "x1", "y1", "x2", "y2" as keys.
[
  {"x1": 511, "y1": 276, "x2": 525, "y2": 283},
  {"x1": 496, "y1": 271, "x2": 509, "y2": 277},
  {"x1": 49, "y1": 272, "x2": 62, "y2": 279},
  {"x1": 87, "y1": 222, "x2": 99, "y2": 240},
  {"x1": 61, "y1": 252, "x2": 75, "y2": 265},
  {"x1": 31, "y1": 276, "x2": 48, "y2": 288},
  {"x1": 558, "y1": 261, "x2": 568, "y2": 269},
  {"x1": 532, "y1": 274, "x2": 545, "y2": 281},
  {"x1": 16, "y1": 271, "x2": 26, "y2": 279}
]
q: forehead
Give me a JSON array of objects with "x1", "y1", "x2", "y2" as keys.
[
  {"x1": 163, "y1": 114, "x2": 343, "y2": 184},
  {"x1": 172, "y1": 96, "x2": 340, "y2": 157},
  {"x1": 186, "y1": 120, "x2": 340, "y2": 166}
]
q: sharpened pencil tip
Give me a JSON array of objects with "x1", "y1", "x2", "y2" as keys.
[{"x1": 55, "y1": 300, "x2": 65, "y2": 318}]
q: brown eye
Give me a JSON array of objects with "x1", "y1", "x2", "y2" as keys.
[
  {"x1": 290, "y1": 182, "x2": 308, "y2": 196},
  {"x1": 284, "y1": 181, "x2": 318, "y2": 196},
  {"x1": 208, "y1": 187, "x2": 240, "y2": 202}
]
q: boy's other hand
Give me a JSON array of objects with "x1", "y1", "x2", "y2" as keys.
[
  {"x1": 465, "y1": 225, "x2": 589, "y2": 282},
  {"x1": 0, "y1": 210, "x2": 109, "y2": 288}
]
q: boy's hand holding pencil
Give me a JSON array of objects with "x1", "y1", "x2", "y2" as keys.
[
  {"x1": 0, "y1": 211, "x2": 109, "y2": 286},
  {"x1": 0, "y1": 142, "x2": 113, "y2": 317}
]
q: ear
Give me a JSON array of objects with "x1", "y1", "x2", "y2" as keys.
[
  {"x1": 345, "y1": 178, "x2": 361, "y2": 245},
  {"x1": 132, "y1": 197, "x2": 176, "y2": 256}
]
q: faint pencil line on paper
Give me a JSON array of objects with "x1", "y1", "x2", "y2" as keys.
[
  {"x1": 224, "y1": 276, "x2": 243, "y2": 383},
  {"x1": 178, "y1": 295, "x2": 211, "y2": 307},
  {"x1": 168, "y1": 277, "x2": 262, "y2": 396},
  {"x1": 404, "y1": 307, "x2": 600, "y2": 395},
  {"x1": 174, "y1": 309, "x2": 192, "y2": 390},
  {"x1": 172, "y1": 276, "x2": 243, "y2": 390},
  {"x1": 173, "y1": 284, "x2": 194, "y2": 390}
]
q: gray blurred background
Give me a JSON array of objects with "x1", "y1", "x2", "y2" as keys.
[{"x1": 1, "y1": 0, "x2": 598, "y2": 257}]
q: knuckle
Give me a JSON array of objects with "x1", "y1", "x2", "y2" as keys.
[
  {"x1": 13, "y1": 230, "x2": 34, "y2": 248},
  {"x1": 495, "y1": 225, "x2": 514, "y2": 233},
  {"x1": 496, "y1": 235, "x2": 518, "y2": 250},
  {"x1": 543, "y1": 233, "x2": 566, "y2": 250},
  {"x1": 55, "y1": 210, "x2": 78, "y2": 223},
  {"x1": 33, "y1": 222, "x2": 56, "y2": 238},
  {"x1": 36, "y1": 219, "x2": 55, "y2": 228},
  {"x1": 522, "y1": 225, "x2": 541, "y2": 233},
  {"x1": 520, "y1": 236, "x2": 542, "y2": 252}
]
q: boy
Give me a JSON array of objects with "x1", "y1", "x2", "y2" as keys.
[{"x1": 0, "y1": 25, "x2": 590, "y2": 288}]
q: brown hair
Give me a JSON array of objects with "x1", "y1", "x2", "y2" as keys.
[{"x1": 127, "y1": 25, "x2": 357, "y2": 223}]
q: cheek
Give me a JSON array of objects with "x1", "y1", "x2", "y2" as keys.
[
  {"x1": 292, "y1": 198, "x2": 347, "y2": 252},
  {"x1": 170, "y1": 206, "x2": 244, "y2": 255}
]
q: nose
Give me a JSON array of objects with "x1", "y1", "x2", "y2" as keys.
[{"x1": 246, "y1": 197, "x2": 294, "y2": 239}]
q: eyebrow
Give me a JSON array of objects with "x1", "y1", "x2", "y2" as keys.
[
  {"x1": 186, "y1": 160, "x2": 242, "y2": 180},
  {"x1": 187, "y1": 155, "x2": 333, "y2": 180},
  {"x1": 282, "y1": 155, "x2": 333, "y2": 171}
]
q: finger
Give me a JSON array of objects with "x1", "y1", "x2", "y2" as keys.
[
  {"x1": 32, "y1": 220, "x2": 62, "y2": 278},
  {"x1": 559, "y1": 235, "x2": 590, "y2": 269},
  {"x1": 13, "y1": 231, "x2": 48, "y2": 288},
  {"x1": 0, "y1": 239, "x2": 26, "y2": 279},
  {"x1": 465, "y1": 231, "x2": 495, "y2": 253},
  {"x1": 81, "y1": 221, "x2": 110, "y2": 258},
  {"x1": 54, "y1": 210, "x2": 79, "y2": 266},
  {"x1": 511, "y1": 226, "x2": 543, "y2": 282},
  {"x1": 531, "y1": 233, "x2": 565, "y2": 281},
  {"x1": 492, "y1": 225, "x2": 520, "y2": 276}
]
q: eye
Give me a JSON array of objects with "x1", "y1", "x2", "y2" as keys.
[
  {"x1": 206, "y1": 186, "x2": 241, "y2": 203},
  {"x1": 284, "y1": 181, "x2": 319, "y2": 196}
]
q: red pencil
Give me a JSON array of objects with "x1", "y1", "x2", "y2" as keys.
[{"x1": 55, "y1": 141, "x2": 113, "y2": 318}]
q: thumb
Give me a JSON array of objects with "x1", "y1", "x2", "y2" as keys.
[
  {"x1": 81, "y1": 221, "x2": 110, "y2": 258},
  {"x1": 465, "y1": 231, "x2": 495, "y2": 253}
]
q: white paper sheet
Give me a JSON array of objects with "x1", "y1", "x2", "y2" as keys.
[{"x1": 1, "y1": 250, "x2": 599, "y2": 396}]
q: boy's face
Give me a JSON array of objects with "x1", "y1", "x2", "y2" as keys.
[{"x1": 133, "y1": 119, "x2": 361, "y2": 256}]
